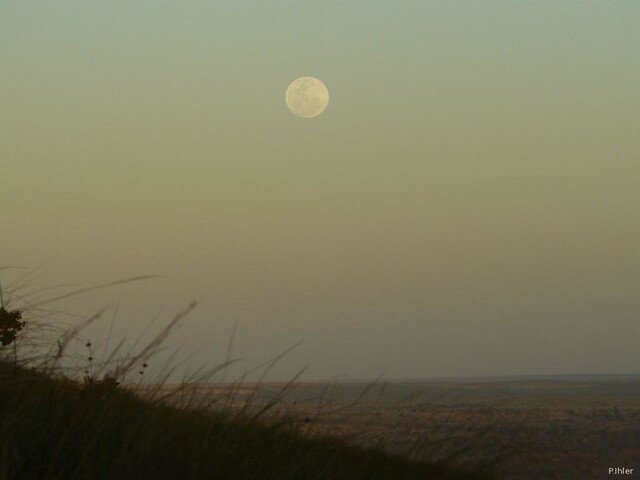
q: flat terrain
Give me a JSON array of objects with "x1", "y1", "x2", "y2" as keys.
[{"x1": 148, "y1": 375, "x2": 640, "y2": 480}]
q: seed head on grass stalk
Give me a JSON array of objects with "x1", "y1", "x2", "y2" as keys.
[{"x1": 105, "y1": 300, "x2": 197, "y2": 381}]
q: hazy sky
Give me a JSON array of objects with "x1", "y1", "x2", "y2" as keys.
[{"x1": 2, "y1": 1, "x2": 639, "y2": 380}]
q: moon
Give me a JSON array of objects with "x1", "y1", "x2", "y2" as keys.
[{"x1": 285, "y1": 77, "x2": 329, "y2": 118}]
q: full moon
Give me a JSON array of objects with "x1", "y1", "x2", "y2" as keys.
[{"x1": 285, "y1": 77, "x2": 329, "y2": 118}]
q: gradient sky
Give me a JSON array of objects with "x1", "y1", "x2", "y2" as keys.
[{"x1": 2, "y1": 1, "x2": 639, "y2": 380}]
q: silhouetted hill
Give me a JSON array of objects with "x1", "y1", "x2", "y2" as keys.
[{"x1": 0, "y1": 361, "x2": 492, "y2": 480}]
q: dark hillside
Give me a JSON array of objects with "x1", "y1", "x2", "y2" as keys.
[{"x1": 0, "y1": 361, "x2": 491, "y2": 480}]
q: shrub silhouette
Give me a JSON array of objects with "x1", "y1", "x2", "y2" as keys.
[{"x1": 0, "y1": 307, "x2": 24, "y2": 347}]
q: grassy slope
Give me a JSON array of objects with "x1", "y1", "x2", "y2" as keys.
[{"x1": 0, "y1": 362, "x2": 491, "y2": 480}]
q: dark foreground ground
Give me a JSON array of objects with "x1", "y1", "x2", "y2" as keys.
[
  {"x1": 0, "y1": 361, "x2": 491, "y2": 480},
  {"x1": 163, "y1": 375, "x2": 640, "y2": 480}
]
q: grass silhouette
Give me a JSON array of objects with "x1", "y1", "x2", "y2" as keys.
[{"x1": 0, "y1": 274, "x2": 495, "y2": 480}]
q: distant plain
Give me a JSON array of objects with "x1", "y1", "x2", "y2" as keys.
[{"x1": 146, "y1": 376, "x2": 640, "y2": 480}]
